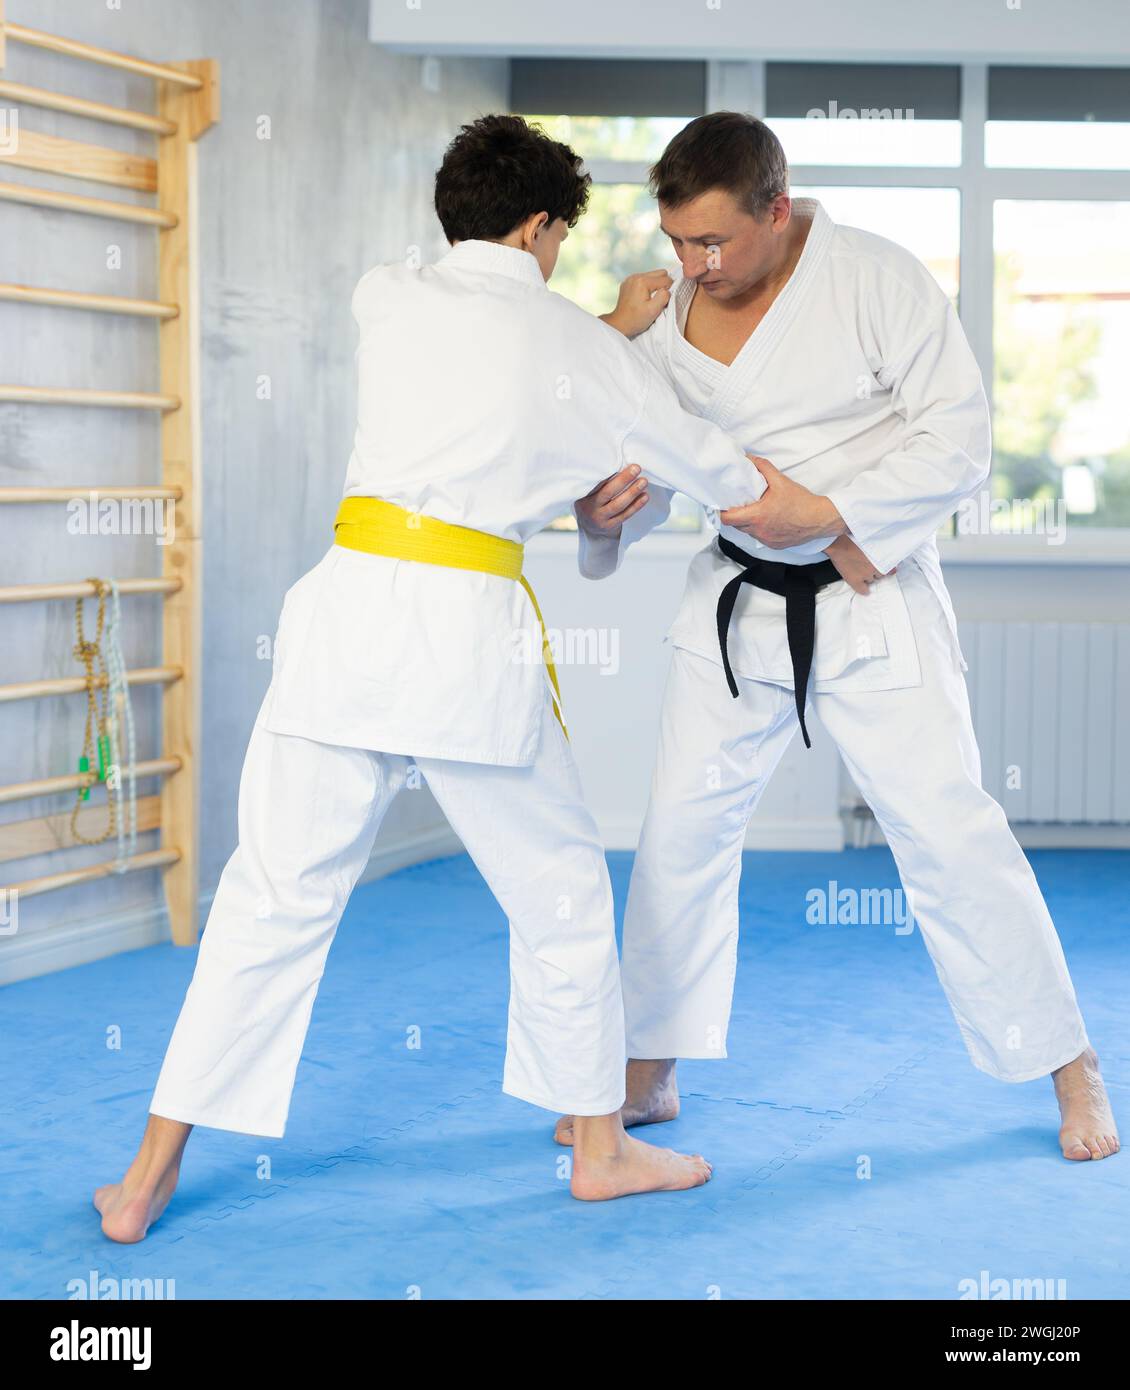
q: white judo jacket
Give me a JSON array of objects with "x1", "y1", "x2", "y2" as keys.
[
  {"x1": 577, "y1": 199, "x2": 992, "y2": 693},
  {"x1": 257, "y1": 238, "x2": 764, "y2": 765}
]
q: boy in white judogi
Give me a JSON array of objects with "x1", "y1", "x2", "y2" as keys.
[
  {"x1": 561, "y1": 114, "x2": 1117, "y2": 1162},
  {"x1": 95, "y1": 116, "x2": 773, "y2": 1242}
]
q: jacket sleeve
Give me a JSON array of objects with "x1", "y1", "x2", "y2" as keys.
[
  {"x1": 576, "y1": 331, "x2": 763, "y2": 580},
  {"x1": 824, "y1": 295, "x2": 991, "y2": 574}
]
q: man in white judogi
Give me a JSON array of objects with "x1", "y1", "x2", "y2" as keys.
[
  {"x1": 95, "y1": 115, "x2": 780, "y2": 1242},
  {"x1": 560, "y1": 113, "x2": 1117, "y2": 1162}
]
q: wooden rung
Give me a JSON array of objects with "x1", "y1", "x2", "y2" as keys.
[
  {"x1": 0, "y1": 78, "x2": 177, "y2": 135},
  {"x1": 0, "y1": 577, "x2": 182, "y2": 604},
  {"x1": 0, "y1": 666, "x2": 181, "y2": 704},
  {"x1": 0, "y1": 128, "x2": 157, "y2": 192},
  {"x1": 0, "y1": 386, "x2": 180, "y2": 410},
  {"x1": 0, "y1": 179, "x2": 177, "y2": 227},
  {"x1": 3, "y1": 847, "x2": 181, "y2": 900},
  {"x1": 4, "y1": 23, "x2": 204, "y2": 90},
  {"x1": 0, "y1": 282, "x2": 178, "y2": 318},
  {"x1": 0, "y1": 794, "x2": 162, "y2": 865},
  {"x1": 0, "y1": 756, "x2": 181, "y2": 806},
  {"x1": 0, "y1": 281, "x2": 178, "y2": 318},
  {"x1": 0, "y1": 485, "x2": 183, "y2": 503}
]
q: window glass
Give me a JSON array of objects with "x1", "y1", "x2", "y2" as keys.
[
  {"x1": 550, "y1": 182, "x2": 672, "y2": 315},
  {"x1": 992, "y1": 200, "x2": 1130, "y2": 530},
  {"x1": 766, "y1": 115, "x2": 961, "y2": 168},
  {"x1": 792, "y1": 185, "x2": 961, "y2": 302},
  {"x1": 520, "y1": 114, "x2": 693, "y2": 163},
  {"x1": 545, "y1": 181, "x2": 699, "y2": 533},
  {"x1": 986, "y1": 66, "x2": 1130, "y2": 169},
  {"x1": 985, "y1": 121, "x2": 1130, "y2": 170}
]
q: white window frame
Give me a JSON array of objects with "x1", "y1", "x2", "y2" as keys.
[{"x1": 541, "y1": 59, "x2": 1130, "y2": 567}]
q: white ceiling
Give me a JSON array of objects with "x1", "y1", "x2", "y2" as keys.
[{"x1": 370, "y1": 0, "x2": 1130, "y2": 65}]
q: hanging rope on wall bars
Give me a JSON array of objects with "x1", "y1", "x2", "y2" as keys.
[
  {"x1": 106, "y1": 579, "x2": 138, "y2": 870},
  {"x1": 71, "y1": 579, "x2": 116, "y2": 847},
  {"x1": 67, "y1": 578, "x2": 140, "y2": 866}
]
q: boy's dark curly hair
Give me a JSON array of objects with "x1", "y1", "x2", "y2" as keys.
[{"x1": 434, "y1": 113, "x2": 591, "y2": 244}]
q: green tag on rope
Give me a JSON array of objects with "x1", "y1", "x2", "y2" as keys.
[
  {"x1": 97, "y1": 732, "x2": 111, "y2": 781},
  {"x1": 78, "y1": 754, "x2": 91, "y2": 801}
]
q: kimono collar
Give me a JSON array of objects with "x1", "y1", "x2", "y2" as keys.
[
  {"x1": 666, "y1": 197, "x2": 836, "y2": 428},
  {"x1": 440, "y1": 239, "x2": 548, "y2": 289}
]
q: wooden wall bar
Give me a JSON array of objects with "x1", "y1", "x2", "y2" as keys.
[{"x1": 0, "y1": 4, "x2": 218, "y2": 940}]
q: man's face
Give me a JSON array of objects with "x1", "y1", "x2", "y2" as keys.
[{"x1": 658, "y1": 188, "x2": 792, "y2": 300}]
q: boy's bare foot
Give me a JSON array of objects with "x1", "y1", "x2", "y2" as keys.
[
  {"x1": 94, "y1": 1114, "x2": 193, "y2": 1243},
  {"x1": 556, "y1": 1058, "x2": 679, "y2": 1146},
  {"x1": 569, "y1": 1111, "x2": 711, "y2": 1200},
  {"x1": 1054, "y1": 1048, "x2": 1120, "y2": 1161}
]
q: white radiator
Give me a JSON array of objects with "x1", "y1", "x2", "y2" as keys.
[{"x1": 958, "y1": 622, "x2": 1130, "y2": 824}]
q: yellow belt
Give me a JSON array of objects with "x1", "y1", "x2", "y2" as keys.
[{"x1": 333, "y1": 496, "x2": 567, "y2": 738}]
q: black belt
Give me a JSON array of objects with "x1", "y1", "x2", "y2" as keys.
[{"x1": 715, "y1": 537, "x2": 841, "y2": 749}]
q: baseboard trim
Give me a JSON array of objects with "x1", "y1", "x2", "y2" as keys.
[
  {"x1": 10, "y1": 811, "x2": 1115, "y2": 987},
  {"x1": 0, "y1": 823, "x2": 465, "y2": 986},
  {"x1": 596, "y1": 816, "x2": 845, "y2": 853},
  {"x1": 744, "y1": 817, "x2": 846, "y2": 852},
  {"x1": 359, "y1": 824, "x2": 464, "y2": 884},
  {"x1": 1011, "y1": 824, "x2": 1130, "y2": 849},
  {"x1": 841, "y1": 812, "x2": 1130, "y2": 852},
  {"x1": 0, "y1": 898, "x2": 170, "y2": 987}
]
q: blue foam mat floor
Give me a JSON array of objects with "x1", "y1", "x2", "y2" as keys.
[{"x1": 2, "y1": 848, "x2": 1127, "y2": 1300}]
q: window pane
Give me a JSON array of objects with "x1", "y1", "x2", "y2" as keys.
[
  {"x1": 986, "y1": 64, "x2": 1130, "y2": 170},
  {"x1": 986, "y1": 121, "x2": 1130, "y2": 170},
  {"x1": 511, "y1": 59, "x2": 705, "y2": 120},
  {"x1": 551, "y1": 182, "x2": 672, "y2": 316},
  {"x1": 520, "y1": 114, "x2": 693, "y2": 163},
  {"x1": 987, "y1": 65, "x2": 1130, "y2": 121},
  {"x1": 993, "y1": 201, "x2": 1130, "y2": 531},
  {"x1": 546, "y1": 182, "x2": 700, "y2": 533},
  {"x1": 767, "y1": 62, "x2": 961, "y2": 122},
  {"x1": 791, "y1": 185, "x2": 961, "y2": 302},
  {"x1": 766, "y1": 115, "x2": 961, "y2": 167}
]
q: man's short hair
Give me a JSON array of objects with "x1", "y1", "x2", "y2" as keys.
[
  {"x1": 649, "y1": 112, "x2": 789, "y2": 218},
  {"x1": 434, "y1": 114, "x2": 591, "y2": 244}
]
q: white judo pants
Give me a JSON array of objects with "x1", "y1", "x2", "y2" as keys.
[
  {"x1": 150, "y1": 700, "x2": 626, "y2": 1138},
  {"x1": 622, "y1": 566, "x2": 1090, "y2": 1083}
]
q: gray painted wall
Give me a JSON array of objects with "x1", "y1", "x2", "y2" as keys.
[{"x1": 0, "y1": 0, "x2": 506, "y2": 976}]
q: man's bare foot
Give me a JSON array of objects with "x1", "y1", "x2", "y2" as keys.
[
  {"x1": 569, "y1": 1111, "x2": 711, "y2": 1200},
  {"x1": 94, "y1": 1115, "x2": 193, "y2": 1243},
  {"x1": 555, "y1": 1058, "x2": 679, "y2": 1146},
  {"x1": 1054, "y1": 1048, "x2": 1119, "y2": 1161}
]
